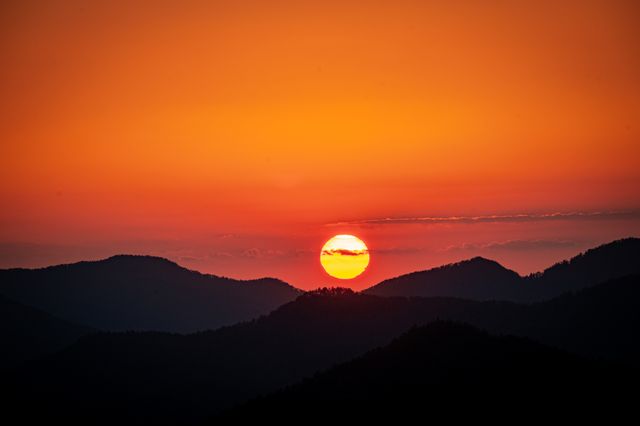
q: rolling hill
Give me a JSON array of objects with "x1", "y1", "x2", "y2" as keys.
[
  {"x1": 0, "y1": 255, "x2": 301, "y2": 333},
  {"x1": 365, "y1": 256, "x2": 522, "y2": 299}
]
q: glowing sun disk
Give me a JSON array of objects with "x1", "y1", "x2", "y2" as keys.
[{"x1": 320, "y1": 234, "x2": 370, "y2": 279}]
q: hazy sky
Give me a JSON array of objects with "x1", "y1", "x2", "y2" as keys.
[{"x1": 1, "y1": 0, "x2": 639, "y2": 289}]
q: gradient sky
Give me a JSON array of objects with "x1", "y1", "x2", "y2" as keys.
[{"x1": 1, "y1": 0, "x2": 639, "y2": 289}]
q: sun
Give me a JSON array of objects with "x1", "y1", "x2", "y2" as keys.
[{"x1": 320, "y1": 234, "x2": 370, "y2": 279}]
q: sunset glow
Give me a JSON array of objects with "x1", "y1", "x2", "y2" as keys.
[
  {"x1": 1, "y1": 1, "x2": 639, "y2": 289},
  {"x1": 2, "y1": 2, "x2": 638, "y2": 420}
]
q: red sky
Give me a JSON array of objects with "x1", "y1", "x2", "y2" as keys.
[{"x1": 1, "y1": 0, "x2": 639, "y2": 289}]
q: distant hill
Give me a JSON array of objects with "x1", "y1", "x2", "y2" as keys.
[
  {"x1": 365, "y1": 238, "x2": 640, "y2": 301},
  {"x1": 225, "y1": 322, "x2": 635, "y2": 420},
  {"x1": 6, "y1": 275, "x2": 639, "y2": 422},
  {"x1": 365, "y1": 256, "x2": 522, "y2": 299},
  {"x1": 0, "y1": 255, "x2": 301, "y2": 333},
  {"x1": 0, "y1": 294, "x2": 92, "y2": 368}
]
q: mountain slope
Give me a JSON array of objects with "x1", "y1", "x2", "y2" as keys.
[
  {"x1": 528, "y1": 237, "x2": 640, "y2": 299},
  {"x1": 6, "y1": 275, "x2": 639, "y2": 422},
  {"x1": 365, "y1": 256, "x2": 522, "y2": 299},
  {"x1": 364, "y1": 238, "x2": 640, "y2": 301},
  {"x1": 0, "y1": 294, "x2": 93, "y2": 368},
  {"x1": 226, "y1": 322, "x2": 635, "y2": 420},
  {"x1": 0, "y1": 255, "x2": 301, "y2": 332}
]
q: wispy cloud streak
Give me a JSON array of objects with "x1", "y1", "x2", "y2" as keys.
[{"x1": 326, "y1": 210, "x2": 640, "y2": 227}]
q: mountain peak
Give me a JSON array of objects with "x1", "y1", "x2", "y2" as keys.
[
  {"x1": 457, "y1": 256, "x2": 506, "y2": 269},
  {"x1": 364, "y1": 256, "x2": 520, "y2": 299},
  {"x1": 385, "y1": 255, "x2": 516, "y2": 281},
  {"x1": 105, "y1": 253, "x2": 176, "y2": 262},
  {"x1": 102, "y1": 254, "x2": 181, "y2": 267}
]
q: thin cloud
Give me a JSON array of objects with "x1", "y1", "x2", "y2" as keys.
[
  {"x1": 326, "y1": 210, "x2": 640, "y2": 227},
  {"x1": 321, "y1": 249, "x2": 369, "y2": 256}
]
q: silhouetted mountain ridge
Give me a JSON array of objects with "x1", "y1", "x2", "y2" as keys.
[
  {"x1": 366, "y1": 255, "x2": 521, "y2": 299},
  {"x1": 0, "y1": 255, "x2": 301, "y2": 333},
  {"x1": 526, "y1": 237, "x2": 640, "y2": 294},
  {"x1": 7, "y1": 274, "x2": 639, "y2": 423},
  {"x1": 365, "y1": 238, "x2": 640, "y2": 301}
]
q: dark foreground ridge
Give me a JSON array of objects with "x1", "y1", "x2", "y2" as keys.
[
  {"x1": 220, "y1": 321, "x2": 637, "y2": 421},
  {"x1": 0, "y1": 294, "x2": 92, "y2": 367}
]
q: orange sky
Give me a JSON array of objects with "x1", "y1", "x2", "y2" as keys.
[{"x1": 1, "y1": 0, "x2": 639, "y2": 289}]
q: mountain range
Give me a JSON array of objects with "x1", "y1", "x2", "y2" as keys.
[
  {"x1": 1, "y1": 239, "x2": 638, "y2": 336},
  {"x1": 365, "y1": 237, "x2": 640, "y2": 301},
  {"x1": 1, "y1": 238, "x2": 639, "y2": 423},
  {"x1": 6, "y1": 274, "x2": 639, "y2": 422}
]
